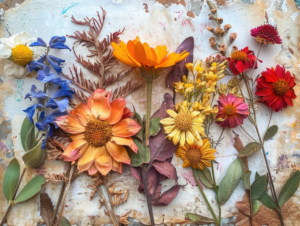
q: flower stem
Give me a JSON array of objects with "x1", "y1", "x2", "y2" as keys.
[
  {"x1": 192, "y1": 168, "x2": 219, "y2": 225},
  {"x1": 145, "y1": 80, "x2": 153, "y2": 146},
  {"x1": 249, "y1": 43, "x2": 262, "y2": 79},
  {"x1": 0, "y1": 168, "x2": 26, "y2": 226},
  {"x1": 211, "y1": 161, "x2": 221, "y2": 225},
  {"x1": 55, "y1": 164, "x2": 76, "y2": 226},
  {"x1": 142, "y1": 167, "x2": 155, "y2": 226}
]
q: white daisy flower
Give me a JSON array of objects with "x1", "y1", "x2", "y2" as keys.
[{"x1": 0, "y1": 31, "x2": 46, "y2": 79}]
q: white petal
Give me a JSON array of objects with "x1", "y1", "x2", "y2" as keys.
[
  {"x1": 0, "y1": 43, "x2": 12, "y2": 59},
  {"x1": 31, "y1": 47, "x2": 47, "y2": 60},
  {"x1": 14, "y1": 31, "x2": 30, "y2": 46},
  {"x1": 4, "y1": 61, "x2": 28, "y2": 79},
  {"x1": 26, "y1": 38, "x2": 37, "y2": 46}
]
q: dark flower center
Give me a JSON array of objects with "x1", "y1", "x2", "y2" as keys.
[
  {"x1": 273, "y1": 79, "x2": 289, "y2": 95},
  {"x1": 224, "y1": 104, "x2": 236, "y2": 116},
  {"x1": 231, "y1": 51, "x2": 248, "y2": 61},
  {"x1": 84, "y1": 120, "x2": 112, "y2": 147},
  {"x1": 174, "y1": 113, "x2": 193, "y2": 131},
  {"x1": 186, "y1": 146, "x2": 202, "y2": 164}
]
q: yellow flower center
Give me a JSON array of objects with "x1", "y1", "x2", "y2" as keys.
[
  {"x1": 186, "y1": 145, "x2": 202, "y2": 165},
  {"x1": 224, "y1": 104, "x2": 236, "y2": 116},
  {"x1": 230, "y1": 51, "x2": 248, "y2": 61},
  {"x1": 273, "y1": 79, "x2": 289, "y2": 95},
  {"x1": 84, "y1": 120, "x2": 112, "y2": 147},
  {"x1": 11, "y1": 44, "x2": 33, "y2": 67},
  {"x1": 174, "y1": 113, "x2": 193, "y2": 131}
]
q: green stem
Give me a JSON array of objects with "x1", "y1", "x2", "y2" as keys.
[
  {"x1": 211, "y1": 161, "x2": 221, "y2": 225},
  {"x1": 145, "y1": 80, "x2": 153, "y2": 146},
  {"x1": 192, "y1": 168, "x2": 219, "y2": 225}
]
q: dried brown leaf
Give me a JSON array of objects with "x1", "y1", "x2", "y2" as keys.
[
  {"x1": 119, "y1": 211, "x2": 131, "y2": 225},
  {"x1": 236, "y1": 201, "x2": 250, "y2": 216},
  {"x1": 233, "y1": 131, "x2": 249, "y2": 171},
  {"x1": 40, "y1": 192, "x2": 54, "y2": 226}
]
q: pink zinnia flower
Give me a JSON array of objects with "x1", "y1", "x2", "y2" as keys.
[
  {"x1": 251, "y1": 24, "x2": 282, "y2": 45},
  {"x1": 216, "y1": 93, "x2": 249, "y2": 128}
]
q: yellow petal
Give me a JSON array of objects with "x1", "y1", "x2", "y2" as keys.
[
  {"x1": 78, "y1": 145, "x2": 97, "y2": 173},
  {"x1": 166, "y1": 109, "x2": 178, "y2": 118}
]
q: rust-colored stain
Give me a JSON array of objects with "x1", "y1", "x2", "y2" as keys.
[
  {"x1": 155, "y1": 0, "x2": 186, "y2": 7},
  {"x1": 187, "y1": 11, "x2": 195, "y2": 18}
]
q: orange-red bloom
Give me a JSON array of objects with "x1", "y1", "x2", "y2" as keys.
[
  {"x1": 55, "y1": 89, "x2": 141, "y2": 175},
  {"x1": 111, "y1": 36, "x2": 189, "y2": 69},
  {"x1": 256, "y1": 65, "x2": 296, "y2": 112}
]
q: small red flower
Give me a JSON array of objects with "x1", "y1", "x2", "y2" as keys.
[
  {"x1": 216, "y1": 93, "x2": 249, "y2": 128},
  {"x1": 227, "y1": 47, "x2": 261, "y2": 75},
  {"x1": 256, "y1": 65, "x2": 296, "y2": 112},
  {"x1": 251, "y1": 24, "x2": 282, "y2": 45}
]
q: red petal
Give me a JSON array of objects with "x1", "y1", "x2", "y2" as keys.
[{"x1": 236, "y1": 61, "x2": 245, "y2": 73}]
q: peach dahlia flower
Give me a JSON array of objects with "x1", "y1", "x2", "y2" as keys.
[{"x1": 55, "y1": 89, "x2": 141, "y2": 175}]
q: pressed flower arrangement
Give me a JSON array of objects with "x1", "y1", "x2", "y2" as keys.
[{"x1": 0, "y1": 2, "x2": 299, "y2": 226}]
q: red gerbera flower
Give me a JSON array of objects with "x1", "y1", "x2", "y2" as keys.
[
  {"x1": 255, "y1": 65, "x2": 296, "y2": 112},
  {"x1": 216, "y1": 93, "x2": 249, "y2": 128},
  {"x1": 251, "y1": 24, "x2": 282, "y2": 45},
  {"x1": 228, "y1": 47, "x2": 261, "y2": 75}
]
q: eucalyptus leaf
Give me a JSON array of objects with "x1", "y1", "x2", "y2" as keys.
[
  {"x1": 238, "y1": 157, "x2": 247, "y2": 178},
  {"x1": 255, "y1": 172, "x2": 260, "y2": 180},
  {"x1": 217, "y1": 158, "x2": 243, "y2": 205},
  {"x1": 3, "y1": 158, "x2": 20, "y2": 201},
  {"x1": 278, "y1": 170, "x2": 300, "y2": 207},
  {"x1": 127, "y1": 137, "x2": 150, "y2": 167},
  {"x1": 186, "y1": 213, "x2": 215, "y2": 224},
  {"x1": 14, "y1": 175, "x2": 45, "y2": 203},
  {"x1": 264, "y1": 125, "x2": 278, "y2": 141},
  {"x1": 259, "y1": 191, "x2": 277, "y2": 209},
  {"x1": 195, "y1": 168, "x2": 213, "y2": 189},
  {"x1": 251, "y1": 174, "x2": 268, "y2": 200},
  {"x1": 25, "y1": 125, "x2": 38, "y2": 152},
  {"x1": 20, "y1": 117, "x2": 33, "y2": 151},
  {"x1": 239, "y1": 142, "x2": 261, "y2": 157},
  {"x1": 243, "y1": 171, "x2": 251, "y2": 190},
  {"x1": 22, "y1": 141, "x2": 46, "y2": 168},
  {"x1": 60, "y1": 217, "x2": 71, "y2": 226},
  {"x1": 252, "y1": 199, "x2": 260, "y2": 214},
  {"x1": 149, "y1": 117, "x2": 161, "y2": 137}
]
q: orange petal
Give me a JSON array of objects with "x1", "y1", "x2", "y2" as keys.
[
  {"x1": 177, "y1": 51, "x2": 189, "y2": 62},
  {"x1": 88, "y1": 163, "x2": 98, "y2": 175},
  {"x1": 111, "y1": 136, "x2": 138, "y2": 153},
  {"x1": 122, "y1": 107, "x2": 133, "y2": 119},
  {"x1": 134, "y1": 41, "x2": 147, "y2": 66},
  {"x1": 113, "y1": 51, "x2": 139, "y2": 67},
  {"x1": 55, "y1": 114, "x2": 85, "y2": 134},
  {"x1": 107, "y1": 97, "x2": 126, "y2": 125},
  {"x1": 112, "y1": 160, "x2": 122, "y2": 174},
  {"x1": 155, "y1": 45, "x2": 168, "y2": 63},
  {"x1": 74, "y1": 103, "x2": 93, "y2": 126},
  {"x1": 120, "y1": 41, "x2": 141, "y2": 67},
  {"x1": 94, "y1": 146, "x2": 112, "y2": 175},
  {"x1": 62, "y1": 142, "x2": 89, "y2": 161},
  {"x1": 143, "y1": 42, "x2": 155, "y2": 61},
  {"x1": 78, "y1": 145, "x2": 97, "y2": 173},
  {"x1": 90, "y1": 89, "x2": 112, "y2": 120},
  {"x1": 70, "y1": 133, "x2": 85, "y2": 141},
  {"x1": 151, "y1": 47, "x2": 157, "y2": 61},
  {"x1": 156, "y1": 52, "x2": 180, "y2": 68},
  {"x1": 106, "y1": 141, "x2": 130, "y2": 164},
  {"x1": 112, "y1": 118, "x2": 141, "y2": 138}
]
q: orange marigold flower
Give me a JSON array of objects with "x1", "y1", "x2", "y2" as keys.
[
  {"x1": 55, "y1": 89, "x2": 141, "y2": 176},
  {"x1": 111, "y1": 36, "x2": 189, "y2": 70}
]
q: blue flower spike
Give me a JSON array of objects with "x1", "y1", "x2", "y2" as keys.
[
  {"x1": 31, "y1": 85, "x2": 48, "y2": 99},
  {"x1": 49, "y1": 36, "x2": 71, "y2": 51},
  {"x1": 23, "y1": 104, "x2": 43, "y2": 123},
  {"x1": 29, "y1": 37, "x2": 47, "y2": 47},
  {"x1": 51, "y1": 83, "x2": 75, "y2": 99}
]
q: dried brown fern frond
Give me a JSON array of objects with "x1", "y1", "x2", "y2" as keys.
[
  {"x1": 45, "y1": 168, "x2": 79, "y2": 184},
  {"x1": 65, "y1": 7, "x2": 142, "y2": 103},
  {"x1": 46, "y1": 138, "x2": 66, "y2": 161},
  {"x1": 88, "y1": 174, "x2": 104, "y2": 201}
]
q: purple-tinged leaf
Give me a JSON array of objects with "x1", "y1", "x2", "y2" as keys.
[
  {"x1": 166, "y1": 37, "x2": 194, "y2": 89},
  {"x1": 149, "y1": 93, "x2": 177, "y2": 162},
  {"x1": 151, "y1": 185, "x2": 183, "y2": 206},
  {"x1": 131, "y1": 167, "x2": 143, "y2": 192},
  {"x1": 152, "y1": 184, "x2": 162, "y2": 201},
  {"x1": 152, "y1": 160, "x2": 178, "y2": 181},
  {"x1": 130, "y1": 166, "x2": 157, "y2": 195}
]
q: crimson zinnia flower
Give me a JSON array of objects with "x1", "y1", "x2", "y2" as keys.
[
  {"x1": 255, "y1": 65, "x2": 296, "y2": 112},
  {"x1": 251, "y1": 24, "x2": 282, "y2": 45},
  {"x1": 216, "y1": 93, "x2": 249, "y2": 128},
  {"x1": 228, "y1": 47, "x2": 260, "y2": 75}
]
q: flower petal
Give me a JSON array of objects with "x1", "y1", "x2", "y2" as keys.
[
  {"x1": 106, "y1": 141, "x2": 131, "y2": 164},
  {"x1": 111, "y1": 118, "x2": 141, "y2": 138},
  {"x1": 94, "y1": 146, "x2": 112, "y2": 175},
  {"x1": 88, "y1": 163, "x2": 98, "y2": 175},
  {"x1": 62, "y1": 142, "x2": 89, "y2": 162},
  {"x1": 74, "y1": 103, "x2": 93, "y2": 126},
  {"x1": 111, "y1": 136, "x2": 138, "y2": 153},
  {"x1": 55, "y1": 114, "x2": 85, "y2": 134},
  {"x1": 90, "y1": 89, "x2": 112, "y2": 120},
  {"x1": 107, "y1": 97, "x2": 126, "y2": 125},
  {"x1": 112, "y1": 160, "x2": 122, "y2": 174},
  {"x1": 78, "y1": 145, "x2": 97, "y2": 173}
]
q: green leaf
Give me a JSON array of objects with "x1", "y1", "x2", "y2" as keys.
[
  {"x1": 149, "y1": 117, "x2": 161, "y2": 137},
  {"x1": 127, "y1": 137, "x2": 150, "y2": 166},
  {"x1": 14, "y1": 175, "x2": 45, "y2": 203},
  {"x1": 133, "y1": 111, "x2": 144, "y2": 142},
  {"x1": 22, "y1": 141, "x2": 46, "y2": 168},
  {"x1": 195, "y1": 168, "x2": 214, "y2": 189},
  {"x1": 25, "y1": 125, "x2": 38, "y2": 152},
  {"x1": 259, "y1": 191, "x2": 277, "y2": 209},
  {"x1": 3, "y1": 158, "x2": 20, "y2": 201},
  {"x1": 20, "y1": 117, "x2": 33, "y2": 151},
  {"x1": 60, "y1": 217, "x2": 71, "y2": 226},
  {"x1": 252, "y1": 199, "x2": 260, "y2": 214},
  {"x1": 255, "y1": 172, "x2": 260, "y2": 180},
  {"x1": 217, "y1": 158, "x2": 243, "y2": 205},
  {"x1": 186, "y1": 213, "x2": 215, "y2": 224},
  {"x1": 278, "y1": 170, "x2": 300, "y2": 207},
  {"x1": 243, "y1": 171, "x2": 251, "y2": 190},
  {"x1": 239, "y1": 142, "x2": 261, "y2": 157},
  {"x1": 251, "y1": 174, "x2": 268, "y2": 200},
  {"x1": 264, "y1": 125, "x2": 278, "y2": 141},
  {"x1": 238, "y1": 157, "x2": 247, "y2": 178}
]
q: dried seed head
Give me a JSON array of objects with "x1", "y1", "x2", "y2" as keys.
[
  {"x1": 216, "y1": 27, "x2": 225, "y2": 37},
  {"x1": 224, "y1": 24, "x2": 232, "y2": 32},
  {"x1": 209, "y1": 37, "x2": 218, "y2": 49},
  {"x1": 209, "y1": 14, "x2": 214, "y2": 20},
  {"x1": 215, "y1": 17, "x2": 223, "y2": 24},
  {"x1": 219, "y1": 44, "x2": 227, "y2": 56},
  {"x1": 211, "y1": 9, "x2": 217, "y2": 14},
  {"x1": 229, "y1": 33, "x2": 237, "y2": 44},
  {"x1": 207, "y1": 26, "x2": 215, "y2": 34}
]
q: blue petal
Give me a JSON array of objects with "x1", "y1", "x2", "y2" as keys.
[
  {"x1": 37, "y1": 54, "x2": 47, "y2": 63},
  {"x1": 51, "y1": 83, "x2": 75, "y2": 99},
  {"x1": 37, "y1": 66, "x2": 56, "y2": 83},
  {"x1": 49, "y1": 42, "x2": 71, "y2": 51},
  {"x1": 39, "y1": 111, "x2": 45, "y2": 121},
  {"x1": 47, "y1": 56, "x2": 62, "y2": 74},
  {"x1": 48, "y1": 110, "x2": 67, "y2": 120},
  {"x1": 48, "y1": 55, "x2": 65, "y2": 66},
  {"x1": 49, "y1": 36, "x2": 66, "y2": 45},
  {"x1": 27, "y1": 61, "x2": 45, "y2": 72},
  {"x1": 31, "y1": 85, "x2": 48, "y2": 99},
  {"x1": 45, "y1": 98, "x2": 69, "y2": 112},
  {"x1": 49, "y1": 78, "x2": 71, "y2": 86},
  {"x1": 29, "y1": 37, "x2": 47, "y2": 47},
  {"x1": 24, "y1": 93, "x2": 32, "y2": 101},
  {"x1": 41, "y1": 125, "x2": 53, "y2": 149},
  {"x1": 23, "y1": 104, "x2": 43, "y2": 123}
]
